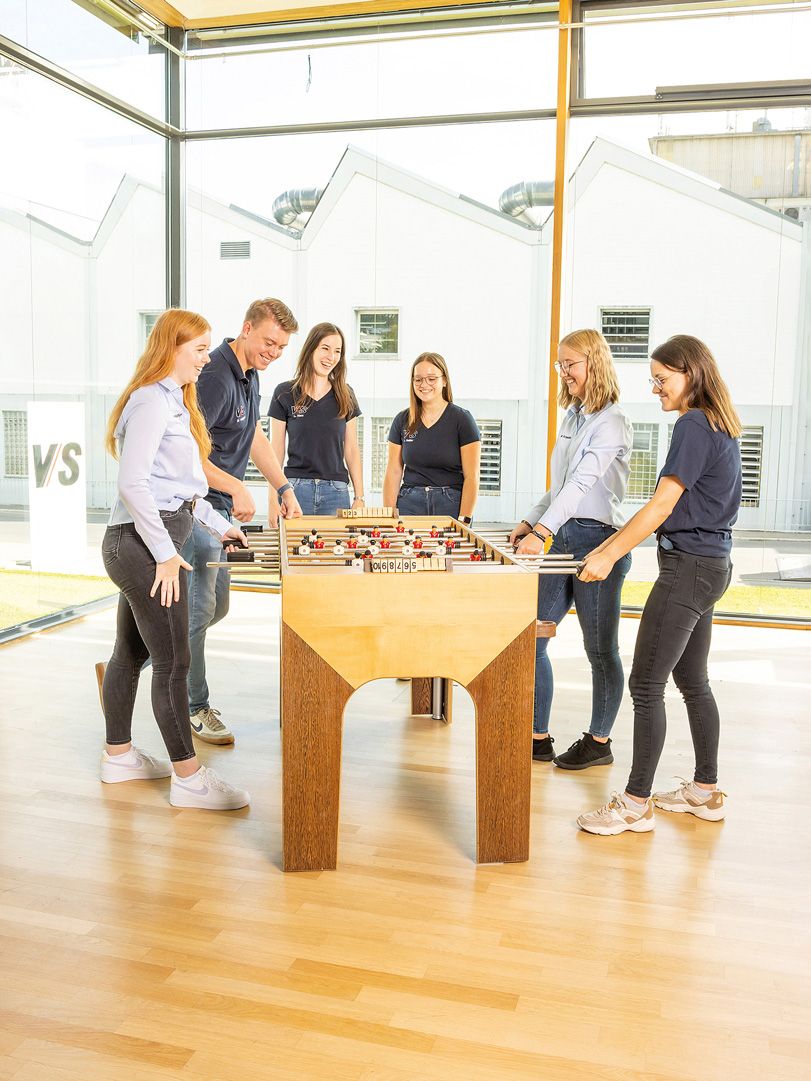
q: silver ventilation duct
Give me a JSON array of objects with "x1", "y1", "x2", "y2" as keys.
[
  {"x1": 272, "y1": 187, "x2": 324, "y2": 227},
  {"x1": 499, "y1": 181, "x2": 554, "y2": 226}
]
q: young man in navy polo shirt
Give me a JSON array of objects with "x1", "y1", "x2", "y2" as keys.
[{"x1": 185, "y1": 297, "x2": 303, "y2": 745}]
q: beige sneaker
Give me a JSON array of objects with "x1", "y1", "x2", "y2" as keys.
[
  {"x1": 577, "y1": 792, "x2": 655, "y2": 836},
  {"x1": 652, "y1": 779, "x2": 726, "y2": 821},
  {"x1": 190, "y1": 706, "x2": 234, "y2": 745}
]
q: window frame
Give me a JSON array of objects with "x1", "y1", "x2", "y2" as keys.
[
  {"x1": 354, "y1": 308, "x2": 400, "y2": 362},
  {"x1": 600, "y1": 307, "x2": 652, "y2": 363}
]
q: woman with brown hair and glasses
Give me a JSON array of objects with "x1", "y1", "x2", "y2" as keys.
[
  {"x1": 577, "y1": 334, "x2": 741, "y2": 836},
  {"x1": 268, "y1": 322, "x2": 364, "y2": 517},
  {"x1": 383, "y1": 352, "x2": 481, "y2": 521},
  {"x1": 509, "y1": 329, "x2": 633, "y2": 770}
]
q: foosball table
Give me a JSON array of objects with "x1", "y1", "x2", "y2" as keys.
[{"x1": 218, "y1": 511, "x2": 580, "y2": 871}]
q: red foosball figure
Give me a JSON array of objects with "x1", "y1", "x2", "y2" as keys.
[
  {"x1": 313, "y1": 535, "x2": 325, "y2": 550},
  {"x1": 413, "y1": 536, "x2": 423, "y2": 550},
  {"x1": 346, "y1": 536, "x2": 358, "y2": 549},
  {"x1": 429, "y1": 525, "x2": 440, "y2": 537},
  {"x1": 470, "y1": 548, "x2": 483, "y2": 561},
  {"x1": 395, "y1": 520, "x2": 405, "y2": 533},
  {"x1": 361, "y1": 548, "x2": 373, "y2": 559},
  {"x1": 379, "y1": 537, "x2": 391, "y2": 549},
  {"x1": 371, "y1": 525, "x2": 381, "y2": 538}
]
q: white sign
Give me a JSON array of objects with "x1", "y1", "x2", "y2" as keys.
[{"x1": 27, "y1": 402, "x2": 87, "y2": 571}]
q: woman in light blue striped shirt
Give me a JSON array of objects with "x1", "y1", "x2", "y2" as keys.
[
  {"x1": 509, "y1": 329, "x2": 632, "y2": 771},
  {"x1": 101, "y1": 309, "x2": 250, "y2": 811}
]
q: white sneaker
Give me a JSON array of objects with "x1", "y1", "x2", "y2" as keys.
[
  {"x1": 169, "y1": 765, "x2": 250, "y2": 810},
  {"x1": 101, "y1": 745, "x2": 172, "y2": 784},
  {"x1": 190, "y1": 706, "x2": 234, "y2": 745},
  {"x1": 652, "y1": 778, "x2": 726, "y2": 821},
  {"x1": 577, "y1": 792, "x2": 655, "y2": 836}
]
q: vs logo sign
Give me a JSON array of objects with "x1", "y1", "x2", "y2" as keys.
[{"x1": 32, "y1": 442, "x2": 82, "y2": 488}]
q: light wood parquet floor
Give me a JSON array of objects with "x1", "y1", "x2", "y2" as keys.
[{"x1": 0, "y1": 592, "x2": 809, "y2": 1081}]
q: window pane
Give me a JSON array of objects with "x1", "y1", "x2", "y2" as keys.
[
  {"x1": 5, "y1": 0, "x2": 167, "y2": 120},
  {"x1": 582, "y1": 5, "x2": 811, "y2": 99},
  {"x1": 358, "y1": 312, "x2": 399, "y2": 356},
  {"x1": 185, "y1": 22, "x2": 558, "y2": 130},
  {"x1": 0, "y1": 64, "x2": 165, "y2": 634}
]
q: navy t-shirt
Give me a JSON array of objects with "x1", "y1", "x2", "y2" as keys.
[
  {"x1": 658, "y1": 409, "x2": 742, "y2": 557},
  {"x1": 269, "y1": 381, "x2": 361, "y2": 484},
  {"x1": 196, "y1": 338, "x2": 260, "y2": 515},
  {"x1": 389, "y1": 404, "x2": 480, "y2": 490}
]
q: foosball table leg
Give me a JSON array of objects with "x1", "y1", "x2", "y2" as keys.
[
  {"x1": 281, "y1": 624, "x2": 354, "y2": 872},
  {"x1": 467, "y1": 622, "x2": 535, "y2": 864},
  {"x1": 410, "y1": 677, "x2": 453, "y2": 724}
]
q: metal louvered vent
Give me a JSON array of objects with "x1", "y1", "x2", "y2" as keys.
[
  {"x1": 220, "y1": 240, "x2": 251, "y2": 260},
  {"x1": 601, "y1": 309, "x2": 651, "y2": 361},
  {"x1": 477, "y1": 419, "x2": 502, "y2": 494},
  {"x1": 740, "y1": 426, "x2": 763, "y2": 508}
]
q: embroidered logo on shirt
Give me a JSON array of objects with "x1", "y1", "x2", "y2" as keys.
[
  {"x1": 235, "y1": 405, "x2": 246, "y2": 423},
  {"x1": 291, "y1": 404, "x2": 310, "y2": 418}
]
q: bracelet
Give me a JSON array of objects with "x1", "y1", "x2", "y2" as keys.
[
  {"x1": 459, "y1": 515, "x2": 472, "y2": 526},
  {"x1": 277, "y1": 482, "x2": 292, "y2": 497},
  {"x1": 530, "y1": 528, "x2": 549, "y2": 541}
]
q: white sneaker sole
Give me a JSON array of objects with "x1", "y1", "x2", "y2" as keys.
[
  {"x1": 577, "y1": 816, "x2": 655, "y2": 836},
  {"x1": 101, "y1": 765, "x2": 172, "y2": 784},
  {"x1": 169, "y1": 786, "x2": 250, "y2": 810},
  {"x1": 190, "y1": 726, "x2": 235, "y2": 746},
  {"x1": 652, "y1": 799, "x2": 725, "y2": 821}
]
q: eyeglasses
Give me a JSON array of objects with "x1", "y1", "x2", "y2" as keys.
[
  {"x1": 554, "y1": 358, "x2": 586, "y2": 376},
  {"x1": 648, "y1": 373, "x2": 677, "y2": 391},
  {"x1": 413, "y1": 376, "x2": 440, "y2": 386}
]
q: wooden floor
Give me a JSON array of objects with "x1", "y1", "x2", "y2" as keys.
[{"x1": 1, "y1": 594, "x2": 809, "y2": 1081}]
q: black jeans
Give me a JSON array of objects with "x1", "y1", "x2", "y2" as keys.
[
  {"x1": 627, "y1": 547, "x2": 732, "y2": 798},
  {"x1": 101, "y1": 508, "x2": 196, "y2": 762}
]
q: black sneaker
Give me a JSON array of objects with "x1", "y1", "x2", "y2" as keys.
[
  {"x1": 554, "y1": 733, "x2": 614, "y2": 770},
  {"x1": 532, "y1": 736, "x2": 555, "y2": 762}
]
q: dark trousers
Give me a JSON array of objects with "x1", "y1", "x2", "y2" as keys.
[
  {"x1": 627, "y1": 547, "x2": 732, "y2": 798},
  {"x1": 101, "y1": 508, "x2": 196, "y2": 762}
]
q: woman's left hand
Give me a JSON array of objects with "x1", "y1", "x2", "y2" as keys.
[
  {"x1": 351, "y1": 497, "x2": 365, "y2": 510},
  {"x1": 515, "y1": 532, "x2": 544, "y2": 556},
  {"x1": 578, "y1": 550, "x2": 616, "y2": 582}
]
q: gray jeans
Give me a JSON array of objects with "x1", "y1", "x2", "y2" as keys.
[
  {"x1": 101, "y1": 508, "x2": 196, "y2": 762},
  {"x1": 626, "y1": 547, "x2": 732, "y2": 798}
]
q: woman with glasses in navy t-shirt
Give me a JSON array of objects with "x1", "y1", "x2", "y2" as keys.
[
  {"x1": 576, "y1": 335, "x2": 742, "y2": 837},
  {"x1": 383, "y1": 352, "x2": 481, "y2": 521}
]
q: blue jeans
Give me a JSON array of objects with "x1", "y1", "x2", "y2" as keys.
[
  {"x1": 396, "y1": 485, "x2": 462, "y2": 517},
  {"x1": 289, "y1": 478, "x2": 350, "y2": 515},
  {"x1": 182, "y1": 518, "x2": 230, "y2": 714},
  {"x1": 534, "y1": 518, "x2": 631, "y2": 738}
]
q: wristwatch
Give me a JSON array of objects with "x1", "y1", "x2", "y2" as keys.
[{"x1": 459, "y1": 515, "x2": 472, "y2": 526}]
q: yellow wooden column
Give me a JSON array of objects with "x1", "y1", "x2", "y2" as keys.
[{"x1": 546, "y1": 0, "x2": 573, "y2": 486}]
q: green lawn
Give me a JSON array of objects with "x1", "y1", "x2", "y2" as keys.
[
  {"x1": 0, "y1": 570, "x2": 115, "y2": 628},
  {"x1": 621, "y1": 579, "x2": 811, "y2": 620}
]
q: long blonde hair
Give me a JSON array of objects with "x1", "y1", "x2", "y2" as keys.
[
  {"x1": 291, "y1": 322, "x2": 355, "y2": 419},
  {"x1": 105, "y1": 309, "x2": 212, "y2": 460},
  {"x1": 406, "y1": 352, "x2": 453, "y2": 436},
  {"x1": 558, "y1": 329, "x2": 620, "y2": 413},
  {"x1": 651, "y1": 335, "x2": 742, "y2": 437}
]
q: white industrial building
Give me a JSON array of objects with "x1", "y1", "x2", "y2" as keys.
[{"x1": 1, "y1": 138, "x2": 808, "y2": 530}]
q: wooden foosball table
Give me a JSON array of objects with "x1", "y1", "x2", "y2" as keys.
[{"x1": 218, "y1": 512, "x2": 580, "y2": 871}]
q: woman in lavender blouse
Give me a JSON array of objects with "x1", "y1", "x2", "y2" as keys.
[{"x1": 101, "y1": 309, "x2": 250, "y2": 811}]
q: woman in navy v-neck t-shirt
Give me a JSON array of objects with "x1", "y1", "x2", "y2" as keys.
[
  {"x1": 383, "y1": 352, "x2": 481, "y2": 520},
  {"x1": 269, "y1": 323, "x2": 364, "y2": 517}
]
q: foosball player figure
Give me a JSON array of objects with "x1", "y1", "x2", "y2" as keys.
[
  {"x1": 395, "y1": 520, "x2": 405, "y2": 533},
  {"x1": 332, "y1": 541, "x2": 345, "y2": 556},
  {"x1": 379, "y1": 536, "x2": 391, "y2": 549},
  {"x1": 413, "y1": 536, "x2": 423, "y2": 550},
  {"x1": 298, "y1": 539, "x2": 311, "y2": 556},
  {"x1": 313, "y1": 534, "x2": 325, "y2": 550},
  {"x1": 370, "y1": 524, "x2": 381, "y2": 538},
  {"x1": 358, "y1": 529, "x2": 369, "y2": 546},
  {"x1": 470, "y1": 547, "x2": 483, "y2": 562},
  {"x1": 369, "y1": 542, "x2": 381, "y2": 556},
  {"x1": 406, "y1": 527, "x2": 415, "y2": 539},
  {"x1": 429, "y1": 525, "x2": 440, "y2": 538},
  {"x1": 350, "y1": 555, "x2": 363, "y2": 567},
  {"x1": 309, "y1": 527, "x2": 319, "y2": 542},
  {"x1": 346, "y1": 535, "x2": 358, "y2": 549},
  {"x1": 402, "y1": 541, "x2": 414, "y2": 556},
  {"x1": 361, "y1": 548, "x2": 373, "y2": 560}
]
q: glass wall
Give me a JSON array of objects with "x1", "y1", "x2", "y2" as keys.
[
  {"x1": 0, "y1": 0, "x2": 808, "y2": 631},
  {"x1": 0, "y1": 52, "x2": 166, "y2": 634}
]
